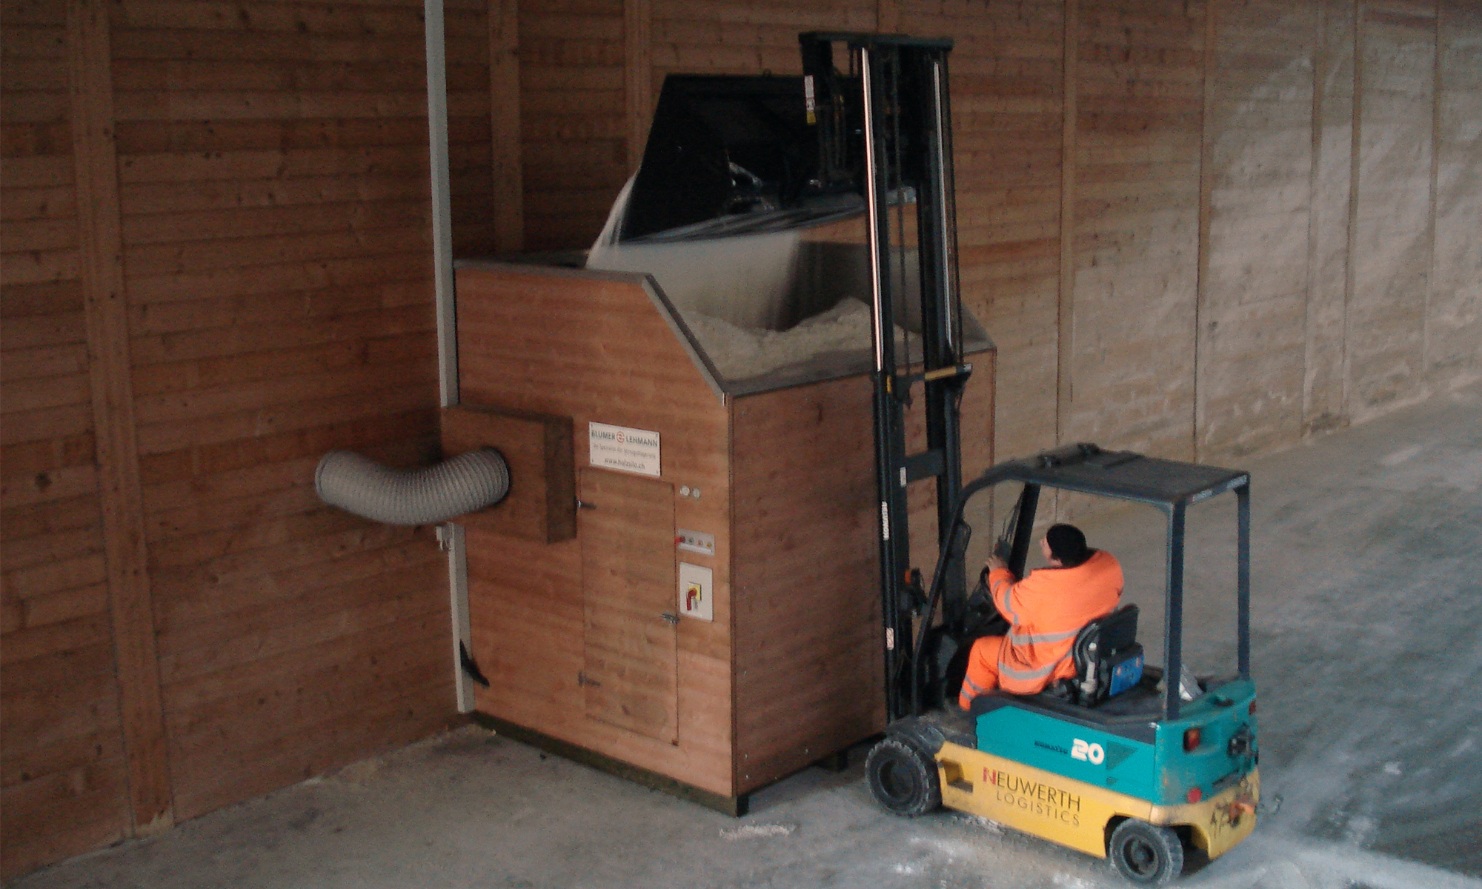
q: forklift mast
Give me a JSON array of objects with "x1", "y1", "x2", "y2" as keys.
[{"x1": 800, "y1": 33, "x2": 971, "y2": 723}]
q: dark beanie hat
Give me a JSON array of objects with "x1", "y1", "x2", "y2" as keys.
[{"x1": 1046, "y1": 523, "x2": 1090, "y2": 567}]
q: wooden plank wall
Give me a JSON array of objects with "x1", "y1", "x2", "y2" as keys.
[
  {"x1": 1196, "y1": 1, "x2": 1317, "y2": 457},
  {"x1": 2, "y1": 0, "x2": 135, "y2": 870},
  {"x1": 1430, "y1": 1, "x2": 1482, "y2": 383},
  {"x1": 518, "y1": 0, "x2": 630, "y2": 250},
  {"x1": 445, "y1": 0, "x2": 501, "y2": 256},
  {"x1": 1063, "y1": 0, "x2": 1206, "y2": 458},
  {"x1": 3, "y1": 0, "x2": 457, "y2": 877},
  {"x1": 1348, "y1": 0, "x2": 1437, "y2": 415},
  {"x1": 475, "y1": 0, "x2": 1480, "y2": 463},
  {"x1": 111, "y1": 0, "x2": 454, "y2": 822},
  {"x1": 902, "y1": 1, "x2": 1065, "y2": 465},
  {"x1": 3, "y1": 0, "x2": 1480, "y2": 877}
]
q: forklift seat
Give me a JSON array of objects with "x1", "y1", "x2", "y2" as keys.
[{"x1": 1063, "y1": 603, "x2": 1143, "y2": 706}]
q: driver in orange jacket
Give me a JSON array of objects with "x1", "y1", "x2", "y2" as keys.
[{"x1": 958, "y1": 523, "x2": 1123, "y2": 710}]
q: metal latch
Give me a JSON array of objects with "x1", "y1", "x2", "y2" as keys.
[
  {"x1": 459, "y1": 642, "x2": 490, "y2": 688},
  {"x1": 660, "y1": 612, "x2": 680, "y2": 626}
]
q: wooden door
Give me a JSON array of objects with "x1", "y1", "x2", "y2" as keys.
[{"x1": 578, "y1": 469, "x2": 678, "y2": 743}]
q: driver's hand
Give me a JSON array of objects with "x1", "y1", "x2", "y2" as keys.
[{"x1": 986, "y1": 553, "x2": 1006, "y2": 571}]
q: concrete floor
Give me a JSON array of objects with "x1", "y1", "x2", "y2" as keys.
[{"x1": 14, "y1": 385, "x2": 1482, "y2": 889}]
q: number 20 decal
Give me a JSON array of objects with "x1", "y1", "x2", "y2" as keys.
[{"x1": 1072, "y1": 738, "x2": 1105, "y2": 764}]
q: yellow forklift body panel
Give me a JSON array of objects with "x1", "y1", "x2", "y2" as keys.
[{"x1": 936, "y1": 741, "x2": 1259, "y2": 860}]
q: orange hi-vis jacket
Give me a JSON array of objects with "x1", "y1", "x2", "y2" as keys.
[{"x1": 983, "y1": 549, "x2": 1124, "y2": 695}]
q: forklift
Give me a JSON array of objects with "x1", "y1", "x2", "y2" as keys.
[
  {"x1": 800, "y1": 33, "x2": 1260, "y2": 884},
  {"x1": 868, "y1": 445, "x2": 1261, "y2": 884}
]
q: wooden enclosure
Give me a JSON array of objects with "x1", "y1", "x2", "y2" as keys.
[
  {"x1": 449, "y1": 261, "x2": 995, "y2": 804},
  {"x1": 2, "y1": 0, "x2": 1478, "y2": 879}
]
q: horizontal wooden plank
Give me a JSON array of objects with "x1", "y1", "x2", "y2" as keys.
[
  {"x1": 158, "y1": 562, "x2": 443, "y2": 683},
  {"x1": 118, "y1": 171, "x2": 428, "y2": 218},
  {"x1": 0, "y1": 459, "x2": 98, "y2": 514},
  {"x1": 114, "y1": 88, "x2": 430, "y2": 122},
  {"x1": 166, "y1": 616, "x2": 448, "y2": 749},
  {"x1": 0, "y1": 403, "x2": 93, "y2": 448},
  {"x1": 135, "y1": 380, "x2": 435, "y2": 456},
  {"x1": 132, "y1": 355, "x2": 432, "y2": 424},
  {"x1": 0, "y1": 23, "x2": 68, "y2": 60},
  {"x1": 0, "y1": 760, "x2": 129, "y2": 876},
  {"x1": 110, "y1": 27, "x2": 441, "y2": 64},
  {"x1": 1, "y1": 643, "x2": 121, "y2": 745},
  {"x1": 161, "y1": 599, "x2": 443, "y2": 716},
  {"x1": 0, "y1": 490, "x2": 98, "y2": 544},
  {"x1": 122, "y1": 223, "x2": 431, "y2": 277},
  {"x1": 0, "y1": 185, "x2": 76, "y2": 223},
  {"x1": 128, "y1": 300, "x2": 432, "y2": 366},
  {"x1": 111, "y1": 58, "x2": 428, "y2": 93},
  {"x1": 0, "y1": 612, "x2": 112, "y2": 666},
  {"x1": 168, "y1": 678, "x2": 452, "y2": 822},
  {"x1": 152, "y1": 527, "x2": 435, "y2": 632},
  {"x1": 112, "y1": 115, "x2": 449, "y2": 156},
  {"x1": 1, "y1": 720, "x2": 123, "y2": 790},
  {"x1": 0, "y1": 432, "x2": 95, "y2": 483},
  {"x1": 121, "y1": 198, "x2": 430, "y2": 246},
  {"x1": 0, "y1": 370, "x2": 88, "y2": 415},
  {"x1": 126, "y1": 251, "x2": 431, "y2": 307},
  {"x1": 117, "y1": 144, "x2": 430, "y2": 185},
  {"x1": 0, "y1": 247, "x2": 80, "y2": 286},
  {"x1": 111, "y1": 1, "x2": 427, "y2": 36}
]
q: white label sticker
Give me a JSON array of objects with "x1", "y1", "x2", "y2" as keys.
[{"x1": 588, "y1": 422, "x2": 661, "y2": 477}]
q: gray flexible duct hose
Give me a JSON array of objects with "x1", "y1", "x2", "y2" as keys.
[{"x1": 315, "y1": 448, "x2": 510, "y2": 526}]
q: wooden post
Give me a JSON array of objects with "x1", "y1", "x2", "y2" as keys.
[
  {"x1": 1193, "y1": 0, "x2": 1219, "y2": 460},
  {"x1": 66, "y1": 0, "x2": 174, "y2": 836},
  {"x1": 1341, "y1": 0, "x2": 1363, "y2": 418},
  {"x1": 491, "y1": 0, "x2": 524, "y2": 252},
  {"x1": 1055, "y1": 0, "x2": 1079, "y2": 446},
  {"x1": 1425, "y1": 0, "x2": 1442, "y2": 379},
  {"x1": 625, "y1": 0, "x2": 653, "y2": 172}
]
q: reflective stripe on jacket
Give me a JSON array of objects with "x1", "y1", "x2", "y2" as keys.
[{"x1": 987, "y1": 549, "x2": 1123, "y2": 694}]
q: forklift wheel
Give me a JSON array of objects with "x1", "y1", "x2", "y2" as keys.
[
  {"x1": 865, "y1": 737, "x2": 941, "y2": 817},
  {"x1": 1108, "y1": 819, "x2": 1184, "y2": 885}
]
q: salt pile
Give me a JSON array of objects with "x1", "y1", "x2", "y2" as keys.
[
  {"x1": 585, "y1": 174, "x2": 925, "y2": 387},
  {"x1": 682, "y1": 298, "x2": 918, "y2": 383}
]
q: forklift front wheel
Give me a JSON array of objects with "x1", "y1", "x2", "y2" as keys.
[
  {"x1": 1108, "y1": 818, "x2": 1184, "y2": 885},
  {"x1": 865, "y1": 737, "x2": 941, "y2": 817}
]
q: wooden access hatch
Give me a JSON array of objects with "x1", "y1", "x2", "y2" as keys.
[{"x1": 578, "y1": 468, "x2": 679, "y2": 744}]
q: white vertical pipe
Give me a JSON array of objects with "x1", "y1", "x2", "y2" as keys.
[
  {"x1": 425, "y1": 0, "x2": 457, "y2": 406},
  {"x1": 442, "y1": 523, "x2": 474, "y2": 713},
  {"x1": 424, "y1": 0, "x2": 474, "y2": 713}
]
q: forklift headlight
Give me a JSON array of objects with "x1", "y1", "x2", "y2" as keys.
[{"x1": 1183, "y1": 727, "x2": 1202, "y2": 752}]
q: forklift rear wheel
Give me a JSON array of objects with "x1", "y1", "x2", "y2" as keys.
[
  {"x1": 1108, "y1": 819, "x2": 1184, "y2": 885},
  {"x1": 865, "y1": 737, "x2": 941, "y2": 817}
]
